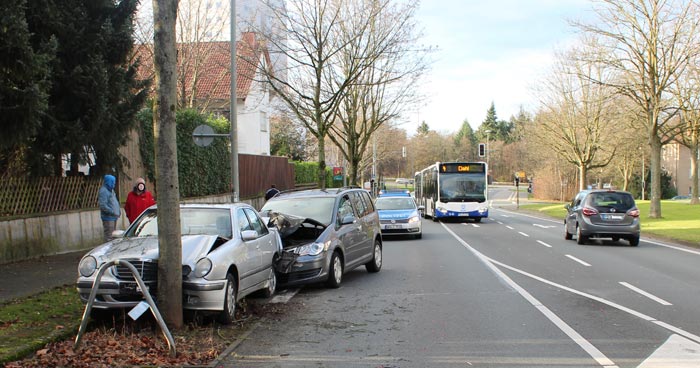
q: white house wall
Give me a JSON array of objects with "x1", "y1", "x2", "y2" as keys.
[{"x1": 237, "y1": 64, "x2": 271, "y2": 155}]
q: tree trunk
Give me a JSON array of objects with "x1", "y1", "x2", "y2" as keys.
[
  {"x1": 578, "y1": 165, "x2": 587, "y2": 191},
  {"x1": 691, "y1": 143, "x2": 699, "y2": 205},
  {"x1": 317, "y1": 137, "x2": 326, "y2": 189},
  {"x1": 648, "y1": 134, "x2": 662, "y2": 218},
  {"x1": 153, "y1": 0, "x2": 183, "y2": 329}
]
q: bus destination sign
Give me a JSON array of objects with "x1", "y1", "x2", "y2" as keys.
[{"x1": 440, "y1": 163, "x2": 485, "y2": 173}]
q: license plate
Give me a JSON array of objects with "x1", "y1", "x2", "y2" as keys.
[
  {"x1": 459, "y1": 213, "x2": 469, "y2": 216},
  {"x1": 386, "y1": 225, "x2": 402, "y2": 229},
  {"x1": 601, "y1": 214, "x2": 624, "y2": 220}
]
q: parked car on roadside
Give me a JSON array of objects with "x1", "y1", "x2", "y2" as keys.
[
  {"x1": 76, "y1": 203, "x2": 281, "y2": 324},
  {"x1": 564, "y1": 190, "x2": 640, "y2": 246},
  {"x1": 375, "y1": 190, "x2": 423, "y2": 239},
  {"x1": 259, "y1": 187, "x2": 383, "y2": 288}
]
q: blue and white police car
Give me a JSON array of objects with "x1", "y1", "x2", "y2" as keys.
[{"x1": 375, "y1": 190, "x2": 423, "y2": 239}]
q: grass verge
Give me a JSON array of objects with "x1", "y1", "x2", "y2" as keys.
[
  {"x1": 0, "y1": 285, "x2": 84, "y2": 364},
  {"x1": 519, "y1": 200, "x2": 700, "y2": 245}
]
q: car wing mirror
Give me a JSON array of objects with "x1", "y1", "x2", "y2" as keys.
[
  {"x1": 241, "y1": 230, "x2": 259, "y2": 241},
  {"x1": 112, "y1": 230, "x2": 125, "y2": 238},
  {"x1": 564, "y1": 204, "x2": 570, "y2": 210},
  {"x1": 341, "y1": 214, "x2": 356, "y2": 225}
]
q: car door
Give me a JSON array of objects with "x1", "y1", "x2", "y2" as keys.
[
  {"x1": 350, "y1": 191, "x2": 374, "y2": 258},
  {"x1": 243, "y1": 208, "x2": 276, "y2": 285},
  {"x1": 235, "y1": 208, "x2": 260, "y2": 294},
  {"x1": 335, "y1": 194, "x2": 364, "y2": 268},
  {"x1": 566, "y1": 193, "x2": 584, "y2": 233}
]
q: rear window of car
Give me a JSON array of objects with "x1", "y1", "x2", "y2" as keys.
[{"x1": 586, "y1": 192, "x2": 635, "y2": 211}]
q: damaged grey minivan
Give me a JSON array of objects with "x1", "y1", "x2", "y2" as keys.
[{"x1": 260, "y1": 188, "x2": 383, "y2": 288}]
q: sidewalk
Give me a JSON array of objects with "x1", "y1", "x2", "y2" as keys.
[{"x1": 0, "y1": 250, "x2": 86, "y2": 304}]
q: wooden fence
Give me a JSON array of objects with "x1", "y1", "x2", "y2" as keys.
[
  {"x1": 0, "y1": 154, "x2": 295, "y2": 220},
  {"x1": 0, "y1": 177, "x2": 102, "y2": 219}
]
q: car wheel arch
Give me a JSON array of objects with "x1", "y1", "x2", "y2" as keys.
[{"x1": 226, "y1": 265, "x2": 239, "y2": 298}]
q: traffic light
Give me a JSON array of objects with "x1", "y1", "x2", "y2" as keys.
[{"x1": 478, "y1": 143, "x2": 486, "y2": 157}]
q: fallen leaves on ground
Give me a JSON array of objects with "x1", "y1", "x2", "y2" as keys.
[{"x1": 5, "y1": 299, "x2": 287, "y2": 368}]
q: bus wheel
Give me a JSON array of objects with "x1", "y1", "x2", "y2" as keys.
[
  {"x1": 474, "y1": 217, "x2": 482, "y2": 223},
  {"x1": 432, "y1": 210, "x2": 438, "y2": 222}
]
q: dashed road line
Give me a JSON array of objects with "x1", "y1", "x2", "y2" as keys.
[
  {"x1": 566, "y1": 255, "x2": 591, "y2": 267},
  {"x1": 519, "y1": 232, "x2": 530, "y2": 237},
  {"x1": 537, "y1": 240, "x2": 553, "y2": 248},
  {"x1": 619, "y1": 282, "x2": 672, "y2": 306},
  {"x1": 506, "y1": 225, "x2": 514, "y2": 230}
]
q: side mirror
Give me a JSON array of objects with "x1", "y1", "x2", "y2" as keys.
[
  {"x1": 341, "y1": 214, "x2": 356, "y2": 225},
  {"x1": 241, "y1": 230, "x2": 259, "y2": 241},
  {"x1": 564, "y1": 204, "x2": 570, "y2": 210},
  {"x1": 111, "y1": 230, "x2": 125, "y2": 238}
]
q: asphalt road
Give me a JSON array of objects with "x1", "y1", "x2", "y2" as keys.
[{"x1": 219, "y1": 186, "x2": 700, "y2": 367}]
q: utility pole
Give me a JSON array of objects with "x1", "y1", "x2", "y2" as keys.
[{"x1": 229, "y1": 0, "x2": 239, "y2": 202}]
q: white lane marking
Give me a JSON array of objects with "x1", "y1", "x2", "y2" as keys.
[
  {"x1": 566, "y1": 255, "x2": 592, "y2": 267},
  {"x1": 537, "y1": 240, "x2": 553, "y2": 248},
  {"x1": 496, "y1": 208, "x2": 560, "y2": 223},
  {"x1": 441, "y1": 223, "x2": 618, "y2": 368},
  {"x1": 619, "y1": 282, "x2": 672, "y2": 306},
  {"x1": 472, "y1": 224, "x2": 480, "y2": 228},
  {"x1": 486, "y1": 256, "x2": 700, "y2": 344},
  {"x1": 534, "y1": 224, "x2": 556, "y2": 229},
  {"x1": 641, "y1": 239, "x2": 700, "y2": 256},
  {"x1": 269, "y1": 288, "x2": 299, "y2": 304},
  {"x1": 496, "y1": 208, "x2": 700, "y2": 256},
  {"x1": 637, "y1": 334, "x2": 700, "y2": 367},
  {"x1": 500, "y1": 214, "x2": 512, "y2": 218},
  {"x1": 463, "y1": 223, "x2": 481, "y2": 228},
  {"x1": 519, "y1": 232, "x2": 530, "y2": 237},
  {"x1": 506, "y1": 225, "x2": 514, "y2": 230},
  {"x1": 497, "y1": 221, "x2": 504, "y2": 225}
]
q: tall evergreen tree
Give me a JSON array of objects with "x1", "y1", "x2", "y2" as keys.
[
  {"x1": 416, "y1": 121, "x2": 430, "y2": 135},
  {"x1": 0, "y1": 0, "x2": 54, "y2": 150},
  {"x1": 24, "y1": 0, "x2": 148, "y2": 176}
]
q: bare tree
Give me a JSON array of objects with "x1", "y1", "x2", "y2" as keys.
[
  {"x1": 327, "y1": 0, "x2": 431, "y2": 185},
  {"x1": 675, "y1": 64, "x2": 700, "y2": 204},
  {"x1": 533, "y1": 42, "x2": 617, "y2": 190},
  {"x1": 152, "y1": 0, "x2": 183, "y2": 328},
  {"x1": 573, "y1": 0, "x2": 700, "y2": 217},
  {"x1": 248, "y1": 0, "x2": 386, "y2": 188}
]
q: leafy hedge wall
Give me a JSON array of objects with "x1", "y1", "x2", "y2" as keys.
[
  {"x1": 137, "y1": 108, "x2": 231, "y2": 197},
  {"x1": 293, "y1": 162, "x2": 339, "y2": 188}
]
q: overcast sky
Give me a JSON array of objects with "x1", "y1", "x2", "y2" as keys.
[{"x1": 403, "y1": 0, "x2": 594, "y2": 135}]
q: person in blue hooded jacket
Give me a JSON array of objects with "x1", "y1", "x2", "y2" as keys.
[{"x1": 98, "y1": 174, "x2": 121, "y2": 241}]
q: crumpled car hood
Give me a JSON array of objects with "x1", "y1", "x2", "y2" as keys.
[
  {"x1": 264, "y1": 212, "x2": 327, "y2": 239},
  {"x1": 85, "y1": 235, "x2": 220, "y2": 265}
]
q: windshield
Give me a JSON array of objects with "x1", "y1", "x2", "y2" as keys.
[
  {"x1": 125, "y1": 208, "x2": 232, "y2": 238},
  {"x1": 439, "y1": 172, "x2": 486, "y2": 203},
  {"x1": 375, "y1": 197, "x2": 416, "y2": 211},
  {"x1": 260, "y1": 197, "x2": 336, "y2": 225}
]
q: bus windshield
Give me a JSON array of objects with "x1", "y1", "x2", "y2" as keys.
[{"x1": 439, "y1": 172, "x2": 486, "y2": 202}]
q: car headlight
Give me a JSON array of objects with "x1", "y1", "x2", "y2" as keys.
[
  {"x1": 478, "y1": 207, "x2": 488, "y2": 213},
  {"x1": 79, "y1": 256, "x2": 97, "y2": 277},
  {"x1": 408, "y1": 216, "x2": 420, "y2": 223},
  {"x1": 194, "y1": 258, "x2": 212, "y2": 278},
  {"x1": 296, "y1": 241, "x2": 330, "y2": 256}
]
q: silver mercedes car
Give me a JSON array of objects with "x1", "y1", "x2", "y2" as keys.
[{"x1": 76, "y1": 203, "x2": 282, "y2": 324}]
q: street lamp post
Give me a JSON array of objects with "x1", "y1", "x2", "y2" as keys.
[{"x1": 485, "y1": 130, "x2": 491, "y2": 181}]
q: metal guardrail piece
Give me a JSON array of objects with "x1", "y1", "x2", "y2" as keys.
[{"x1": 74, "y1": 260, "x2": 176, "y2": 357}]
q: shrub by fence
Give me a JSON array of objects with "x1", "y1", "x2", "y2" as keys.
[{"x1": 0, "y1": 177, "x2": 101, "y2": 219}]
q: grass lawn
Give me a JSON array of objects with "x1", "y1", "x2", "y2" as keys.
[{"x1": 518, "y1": 200, "x2": 700, "y2": 245}]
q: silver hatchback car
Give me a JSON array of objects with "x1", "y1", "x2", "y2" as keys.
[{"x1": 564, "y1": 190, "x2": 641, "y2": 246}]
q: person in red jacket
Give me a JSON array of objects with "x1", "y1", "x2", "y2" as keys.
[{"x1": 124, "y1": 178, "x2": 156, "y2": 223}]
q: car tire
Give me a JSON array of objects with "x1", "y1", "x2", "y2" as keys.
[
  {"x1": 576, "y1": 225, "x2": 587, "y2": 245},
  {"x1": 415, "y1": 233, "x2": 422, "y2": 239},
  {"x1": 366, "y1": 240, "x2": 382, "y2": 273},
  {"x1": 326, "y1": 251, "x2": 343, "y2": 288},
  {"x1": 261, "y1": 268, "x2": 277, "y2": 298},
  {"x1": 564, "y1": 222, "x2": 573, "y2": 240},
  {"x1": 432, "y1": 210, "x2": 438, "y2": 222},
  {"x1": 474, "y1": 217, "x2": 482, "y2": 223},
  {"x1": 628, "y1": 236, "x2": 640, "y2": 247},
  {"x1": 218, "y1": 273, "x2": 237, "y2": 324}
]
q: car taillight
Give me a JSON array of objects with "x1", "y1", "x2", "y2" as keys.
[
  {"x1": 627, "y1": 208, "x2": 640, "y2": 217},
  {"x1": 582, "y1": 207, "x2": 598, "y2": 216}
]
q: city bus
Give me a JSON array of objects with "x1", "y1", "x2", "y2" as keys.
[{"x1": 413, "y1": 162, "x2": 488, "y2": 222}]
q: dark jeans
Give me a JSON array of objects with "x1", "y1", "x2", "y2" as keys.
[{"x1": 102, "y1": 220, "x2": 116, "y2": 242}]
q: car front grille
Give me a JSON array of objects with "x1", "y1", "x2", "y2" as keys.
[
  {"x1": 113, "y1": 260, "x2": 158, "y2": 282},
  {"x1": 278, "y1": 268, "x2": 322, "y2": 283},
  {"x1": 380, "y1": 219, "x2": 410, "y2": 224}
]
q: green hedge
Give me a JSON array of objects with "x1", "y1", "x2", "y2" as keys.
[
  {"x1": 137, "y1": 108, "x2": 230, "y2": 197},
  {"x1": 292, "y1": 162, "x2": 339, "y2": 188}
]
